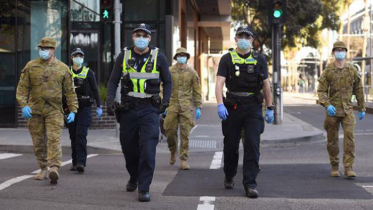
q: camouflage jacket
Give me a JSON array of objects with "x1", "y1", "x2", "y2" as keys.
[
  {"x1": 167, "y1": 64, "x2": 202, "y2": 112},
  {"x1": 317, "y1": 62, "x2": 365, "y2": 117},
  {"x1": 16, "y1": 57, "x2": 78, "y2": 115}
]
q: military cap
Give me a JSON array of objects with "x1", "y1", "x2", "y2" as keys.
[
  {"x1": 332, "y1": 40, "x2": 348, "y2": 52},
  {"x1": 173, "y1": 47, "x2": 190, "y2": 60},
  {"x1": 133, "y1": 23, "x2": 151, "y2": 35},
  {"x1": 38, "y1": 37, "x2": 57, "y2": 48},
  {"x1": 236, "y1": 26, "x2": 254, "y2": 37},
  {"x1": 71, "y1": 48, "x2": 85, "y2": 56}
]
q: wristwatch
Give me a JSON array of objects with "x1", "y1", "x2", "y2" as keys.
[{"x1": 267, "y1": 105, "x2": 274, "y2": 110}]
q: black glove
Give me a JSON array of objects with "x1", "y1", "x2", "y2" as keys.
[
  {"x1": 107, "y1": 100, "x2": 116, "y2": 116},
  {"x1": 158, "y1": 102, "x2": 168, "y2": 114}
]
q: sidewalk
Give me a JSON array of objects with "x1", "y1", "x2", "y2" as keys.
[
  {"x1": 285, "y1": 91, "x2": 373, "y2": 113},
  {"x1": 0, "y1": 102, "x2": 325, "y2": 154}
]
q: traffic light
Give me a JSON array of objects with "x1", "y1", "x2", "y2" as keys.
[
  {"x1": 101, "y1": 0, "x2": 113, "y2": 21},
  {"x1": 268, "y1": 0, "x2": 287, "y2": 24}
]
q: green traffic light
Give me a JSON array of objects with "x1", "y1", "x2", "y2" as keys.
[
  {"x1": 103, "y1": 10, "x2": 109, "y2": 19},
  {"x1": 273, "y1": 9, "x2": 282, "y2": 18}
]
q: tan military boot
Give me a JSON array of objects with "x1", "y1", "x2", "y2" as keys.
[
  {"x1": 344, "y1": 168, "x2": 356, "y2": 178},
  {"x1": 169, "y1": 152, "x2": 176, "y2": 165},
  {"x1": 330, "y1": 165, "x2": 340, "y2": 177},
  {"x1": 49, "y1": 166, "x2": 59, "y2": 184},
  {"x1": 34, "y1": 168, "x2": 48, "y2": 180},
  {"x1": 180, "y1": 160, "x2": 190, "y2": 170}
]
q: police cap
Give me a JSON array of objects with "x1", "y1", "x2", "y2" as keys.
[
  {"x1": 235, "y1": 26, "x2": 254, "y2": 37},
  {"x1": 133, "y1": 23, "x2": 151, "y2": 35},
  {"x1": 71, "y1": 48, "x2": 85, "y2": 56}
]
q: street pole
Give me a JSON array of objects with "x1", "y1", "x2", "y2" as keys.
[
  {"x1": 114, "y1": 0, "x2": 122, "y2": 137},
  {"x1": 272, "y1": 23, "x2": 283, "y2": 124}
]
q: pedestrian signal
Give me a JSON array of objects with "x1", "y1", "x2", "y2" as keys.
[{"x1": 101, "y1": 0, "x2": 113, "y2": 21}]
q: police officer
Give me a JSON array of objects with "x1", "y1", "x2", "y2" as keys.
[
  {"x1": 215, "y1": 26, "x2": 274, "y2": 198},
  {"x1": 163, "y1": 47, "x2": 202, "y2": 170},
  {"x1": 106, "y1": 23, "x2": 172, "y2": 202},
  {"x1": 16, "y1": 37, "x2": 78, "y2": 184},
  {"x1": 318, "y1": 41, "x2": 365, "y2": 178},
  {"x1": 67, "y1": 48, "x2": 102, "y2": 173}
]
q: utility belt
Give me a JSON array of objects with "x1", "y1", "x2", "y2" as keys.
[
  {"x1": 224, "y1": 92, "x2": 263, "y2": 107},
  {"x1": 78, "y1": 96, "x2": 94, "y2": 108},
  {"x1": 114, "y1": 95, "x2": 161, "y2": 123}
]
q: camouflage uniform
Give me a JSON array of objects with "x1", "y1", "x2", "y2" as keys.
[
  {"x1": 16, "y1": 37, "x2": 78, "y2": 169},
  {"x1": 318, "y1": 62, "x2": 365, "y2": 169},
  {"x1": 164, "y1": 63, "x2": 202, "y2": 161}
]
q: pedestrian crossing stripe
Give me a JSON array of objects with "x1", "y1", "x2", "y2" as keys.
[{"x1": 0, "y1": 153, "x2": 22, "y2": 161}]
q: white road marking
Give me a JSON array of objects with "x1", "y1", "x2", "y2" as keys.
[
  {"x1": 190, "y1": 125, "x2": 198, "y2": 134},
  {"x1": 0, "y1": 153, "x2": 22, "y2": 160},
  {"x1": 197, "y1": 196, "x2": 215, "y2": 210},
  {"x1": 363, "y1": 186, "x2": 373, "y2": 188},
  {"x1": 0, "y1": 175, "x2": 34, "y2": 191},
  {"x1": 32, "y1": 154, "x2": 99, "y2": 174},
  {"x1": 210, "y1": 151, "x2": 223, "y2": 169}
]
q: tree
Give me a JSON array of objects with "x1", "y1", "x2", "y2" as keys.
[{"x1": 231, "y1": 0, "x2": 342, "y2": 52}]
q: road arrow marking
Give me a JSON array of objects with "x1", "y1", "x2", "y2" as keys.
[{"x1": 197, "y1": 196, "x2": 215, "y2": 210}]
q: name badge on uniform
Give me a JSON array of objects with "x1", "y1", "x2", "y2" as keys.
[{"x1": 247, "y1": 65, "x2": 254, "y2": 74}]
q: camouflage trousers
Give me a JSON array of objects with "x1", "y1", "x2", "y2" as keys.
[
  {"x1": 164, "y1": 109, "x2": 195, "y2": 160},
  {"x1": 27, "y1": 103, "x2": 64, "y2": 169},
  {"x1": 324, "y1": 112, "x2": 356, "y2": 168}
]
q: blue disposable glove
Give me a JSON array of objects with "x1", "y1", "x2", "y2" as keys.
[
  {"x1": 359, "y1": 111, "x2": 365, "y2": 120},
  {"x1": 162, "y1": 110, "x2": 167, "y2": 118},
  {"x1": 326, "y1": 105, "x2": 336, "y2": 116},
  {"x1": 96, "y1": 107, "x2": 103, "y2": 118},
  {"x1": 67, "y1": 112, "x2": 75, "y2": 124},
  {"x1": 196, "y1": 108, "x2": 201, "y2": 119},
  {"x1": 265, "y1": 109, "x2": 274, "y2": 124},
  {"x1": 217, "y1": 104, "x2": 228, "y2": 120},
  {"x1": 22, "y1": 106, "x2": 32, "y2": 119}
]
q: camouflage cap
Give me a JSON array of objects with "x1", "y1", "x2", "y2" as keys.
[
  {"x1": 38, "y1": 37, "x2": 57, "y2": 48},
  {"x1": 173, "y1": 47, "x2": 190, "y2": 60},
  {"x1": 332, "y1": 40, "x2": 348, "y2": 52}
]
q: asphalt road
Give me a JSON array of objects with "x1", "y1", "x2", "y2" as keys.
[{"x1": 1, "y1": 101, "x2": 373, "y2": 209}]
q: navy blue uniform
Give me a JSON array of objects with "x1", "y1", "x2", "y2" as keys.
[
  {"x1": 217, "y1": 51, "x2": 268, "y2": 188},
  {"x1": 68, "y1": 68, "x2": 101, "y2": 167},
  {"x1": 107, "y1": 47, "x2": 172, "y2": 192}
]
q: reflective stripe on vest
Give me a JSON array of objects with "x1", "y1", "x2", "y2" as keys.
[
  {"x1": 229, "y1": 49, "x2": 257, "y2": 65},
  {"x1": 70, "y1": 66, "x2": 89, "y2": 79},
  {"x1": 122, "y1": 48, "x2": 159, "y2": 97}
]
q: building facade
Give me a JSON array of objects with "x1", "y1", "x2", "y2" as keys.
[{"x1": 0, "y1": 0, "x2": 231, "y2": 127}]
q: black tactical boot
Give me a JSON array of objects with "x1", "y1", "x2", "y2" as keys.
[
  {"x1": 138, "y1": 191, "x2": 151, "y2": 202},
  {"x1": 224, "y1": 178, "x2": 234, "y2": 189},
  {"x1": 245, "y1": 187, "x2": 259, "y2": 198},
  {"x1": 126, "y1": 180, "x2": 138, "y2": 192}
]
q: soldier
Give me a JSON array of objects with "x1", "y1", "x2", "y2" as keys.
[
  {"x1": 67, "y1": 48, "x2": 102, "y2": 173},
  {"x1": 318, "y1": 40, "x2": 365, "y2": 178},
  {"x1": 163, "y1": 47, "x2": 202, "y2": 170},
  {"x1": 16, "y1": 37, "x2": 78, "y2": 184}
]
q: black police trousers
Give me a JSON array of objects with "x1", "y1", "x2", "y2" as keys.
[
  {"x1": 68, "y1": 106, "x2": 92, "y2": 166},
  {"x1": 119, "y1": 104, "x2": 159, "y2": 192},
  {"x1": 222, "y1": 102, "x2": 264, "y2": 188}
]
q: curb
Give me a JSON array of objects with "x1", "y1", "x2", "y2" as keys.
[{"x1": 261, "y1": 132, "x2": 325, "y2": 147}]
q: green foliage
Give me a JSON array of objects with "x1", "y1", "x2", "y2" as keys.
[
  {"x1": 98, "y1": 84, "x2": 107, "y2": 103},
  {"x1": 231, "y1": 0, "x2": 343, "y2": 51}
]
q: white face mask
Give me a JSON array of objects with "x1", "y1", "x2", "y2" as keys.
[
  {"x1": 73, "y1": 57, "x2": 84, "y2": 66},
  {"x1": 39, "y1": 49, "x2": 51, "y2": 60}
]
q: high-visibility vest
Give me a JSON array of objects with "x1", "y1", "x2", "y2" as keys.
[
  {"x1": 122, "y1": 47, "x2": 159, "y2": 98},
  {"x1": 70, "y1": 66, "x2": 89, "y2": 79},
  {"x1": 229, "y1": 49, "x2": 257, "y2": 65}
]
